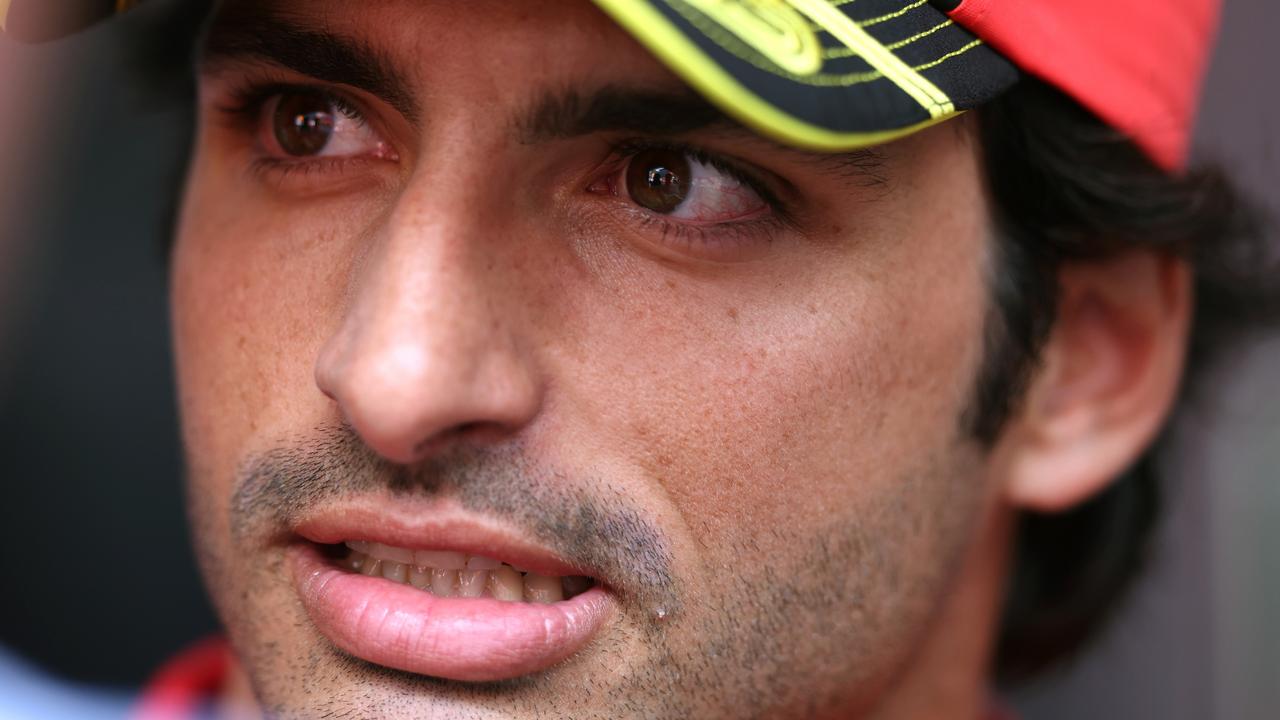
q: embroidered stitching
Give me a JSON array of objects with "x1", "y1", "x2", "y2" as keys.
[
  {"x1": 857, "y1": 0, "x2": 929, "y2": 27},
  {"x1": 911, "y1": 38, "x2": 982, "y2": 72},
  {"x1": 823, "y1": 17, "x2": 953, "y2": 58},
  {"x1": 666, "y1": 0, "x2": 979, "y2": 88},
  {"x1": 812, "y1": 0, "x2": 928, "y2": 32}
]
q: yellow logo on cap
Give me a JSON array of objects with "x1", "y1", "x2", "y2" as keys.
[
  {"x1": 682, "y1": 0, "x2": 954, "y2": 116},
  {"x1": 684, "y1": 0, "x2": 822, "y2": 76}
]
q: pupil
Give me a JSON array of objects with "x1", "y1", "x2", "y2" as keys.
[
  {"x1": 647, "y1": 167, "x2": 678, "y2": 189},
  {"x1": 627, "y1": 149, "x2": 690, "y2": 214},
  {"x1": 273, "y1": 92, "x2": 335, "y2": 157}
]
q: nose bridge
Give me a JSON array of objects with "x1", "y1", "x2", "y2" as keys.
[
  {"x1": 379, "y1": 194, "x2": 494, "y2": 368},
  {"x1": 316, "y1": 170, "x2": 540, "y2": 464}
]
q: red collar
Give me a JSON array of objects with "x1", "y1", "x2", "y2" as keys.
[{"x1": 133, "y1": 636, "x2": 231, "y2": 720}]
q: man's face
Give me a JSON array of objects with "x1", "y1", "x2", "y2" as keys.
[{"x1": 173, "y1": 1, "x2": 1001, "y2": 717}]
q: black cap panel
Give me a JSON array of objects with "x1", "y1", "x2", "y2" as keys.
[{"x1": 596, "y1": 0, "x2": 1019, "y2": 150}]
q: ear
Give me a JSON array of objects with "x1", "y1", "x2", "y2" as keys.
[{"x1": 1001, "y1": 252, "x2": 1192, "y2": 512}]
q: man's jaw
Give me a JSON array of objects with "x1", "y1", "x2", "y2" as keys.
[{"x1": 286, "y1": 506, "x2": 615, "y2": 682}]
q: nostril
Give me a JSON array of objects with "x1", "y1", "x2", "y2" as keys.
[
  {"x1": 314, "y1": 328, "x2": 354, "y2": 400},
  {"x1": 315, "y1": 303, "x2": 543, "y2": 464},
  {"x1": 409, "y1": 421, "x2": 500, "y2": 459}
]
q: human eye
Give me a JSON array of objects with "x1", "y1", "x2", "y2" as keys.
[
  {"x1": 262, "y1": 88, "x2": 388, "y2": 159},
  {"x1": 621, "y1": 146, "x2": 768, "y2": 222},
  {"x1": 588, "y1": 141, "x2": 791, "y2": 259},
  {"x1": 215, "y1": 80, "x2": 399, "y2": 187}
]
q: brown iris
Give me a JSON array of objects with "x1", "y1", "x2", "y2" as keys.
[
  {"x1": 626, "y1": 148, "x2": 691, "y2": 214},
  {"x1": 272, "y1": 92, "x2": 336, "y2": 157}
]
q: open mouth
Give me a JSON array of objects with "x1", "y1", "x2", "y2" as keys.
[
  {"x1": 331, "y1": 540, "x2": 597, "y2": 602},
  {"x1": 288, "y1": 514, "x2": 615, "y2": 683}
]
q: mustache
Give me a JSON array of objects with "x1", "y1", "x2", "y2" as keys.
[{"x1": 229, "y1": 424, "x2": 678, "y2": 615}]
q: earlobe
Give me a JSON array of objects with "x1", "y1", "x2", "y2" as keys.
[{"x1": 1002, "y1": 252, "x2": 1192, "y2": 512}]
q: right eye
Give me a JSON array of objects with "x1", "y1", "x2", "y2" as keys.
[
  {"x1": 616, "y1": 147, "x2": 770, "y2": 223},
  {"x1": 261, "y1": 89, "x2": 388, "y2": 160}
]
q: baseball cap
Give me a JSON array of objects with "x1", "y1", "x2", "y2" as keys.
[{"x1": 2, "y1": 0, "x2": 1219, "y2": 171}]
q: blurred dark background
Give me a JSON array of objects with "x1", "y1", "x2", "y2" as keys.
[
  {"x1": 0, "y1": 0, "x2": 217, "y2": 689},
  {"x1": 0, "y1": 0, "x2": 1276, "y2": 717}
]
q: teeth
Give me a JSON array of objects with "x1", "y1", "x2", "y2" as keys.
[
  {"x1": 414, "y1": 550, "x2": 466, "y2": 570},
  {"x1": 489, "y1": 565, "x2": 525, "y2": 601},
  {"x1": 343, "y1": 540, "x2": 415, "y2": 565},
  {"x1": 524, "y1": 573, "x2": 564, "y2": 604},
  {"x1": 341, "y1": 546, "x2": 591, "y2": 603},
  {"x1": 431, "y1": 568, "x2": 458, "y2": 597},
  {"x1": 408, "y1": 565, "x2": 432, "y2": 590},
  {"x1": 457, "y1": 569, "x2": 488, "y2": 597},
  {"x1": 376, "y1": 543, "x2": 415, "y2": 565},
  {"x1": 381, "y1": 561, "x2": 408, "y2": 583},
  {"x1": 465, "y1": 555, "x2": 501, "y2": 570}
]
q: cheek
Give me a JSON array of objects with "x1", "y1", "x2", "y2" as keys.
[
  {"x1": 170, "y1": 159, "x2": 376, "y2": 498},
  {"x1": 541, "y1": 201, "x2": 992, "y2": 707},
  {"x1": 560, "y1": 232, "x2": 989, "y2": 558}
]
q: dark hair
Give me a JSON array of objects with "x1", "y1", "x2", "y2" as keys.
[{"x1": 972, "y1": 78, "x2": 1279, "y2": 682}]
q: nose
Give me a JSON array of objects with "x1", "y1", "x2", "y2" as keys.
[{"x1": 315, "y1": 192, "x2": 542, "y2": 465}]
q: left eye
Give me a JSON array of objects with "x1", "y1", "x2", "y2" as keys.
[
  {"x1": 623, "y1": 148, "x2": 768, "y2": 223},
  {"x1": 263, "y1": 90, "x2": 384, "y2": 159}
]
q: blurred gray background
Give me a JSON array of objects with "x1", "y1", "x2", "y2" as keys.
[
  {"x1": 0, "y1": 1, "x2": 1275, "y2": 718},
  {"x1": 1010, "y1": 1, "x2": 1280, "y2": 718}
]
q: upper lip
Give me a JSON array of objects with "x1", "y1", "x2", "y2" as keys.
[{"x1": 292, "y1": 499, "x2": 603, "y2": 582}]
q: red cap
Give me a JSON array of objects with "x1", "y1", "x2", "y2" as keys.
[{"x1": 947, "y1": 0, "x2": 1221, "y2": 170}]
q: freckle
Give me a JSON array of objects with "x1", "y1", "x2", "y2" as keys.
[
  {"x1": 665, "y1": 279, "x2": 677, "y2": 290},
  {"x1": 726, "y1": 307, "x2": 739, "y2": 321}
]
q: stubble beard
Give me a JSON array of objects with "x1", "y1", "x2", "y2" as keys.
[{"x1": 186, "y1": 425, "x2": 987, "y2": 720}]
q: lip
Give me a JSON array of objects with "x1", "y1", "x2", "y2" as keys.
[
  {"x1": 292, "y1": 505, "x2": 600, "y2": 580},
  {"x1": 287, "y1": 505, "x2": 615, "y2": 682}
]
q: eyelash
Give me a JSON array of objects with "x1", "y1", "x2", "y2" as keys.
[
  {"x1": 214, "y1": 79, "x2": 794, "y2": 254},
  {"x1": 600, "y1": 138, "x2": 793, "y2": 253},
  {"x1": 217, "y1": 78, "x2": 377, "y2": 180},
  {"x1": 609, "y1": 138, "x2": 785, "y2": 210},
  {"x1": 219, "y1": 78, "x2": 367, "y2": 127}
]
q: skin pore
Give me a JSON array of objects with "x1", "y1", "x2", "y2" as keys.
[{"x1": 171, "y1": 1, "x2": 1189, "y2": 718}]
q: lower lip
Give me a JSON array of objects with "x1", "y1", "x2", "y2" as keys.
[{"x1": 288, "y1": 544, "x2": 613, "y2": 682}]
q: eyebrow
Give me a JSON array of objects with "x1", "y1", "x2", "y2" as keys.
[
  {"x1": 199, "y1": 3, "x2": 885, "y2": 184},
  {"x1": 200, "y1": 6, "x2": 419, "y2": 123},
  {"x1": 518, "y1": 86, "x2": 732, "y2": 142},
  {"x1": 520, "y1": 87, "x2": 887, "y2": 184}
]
